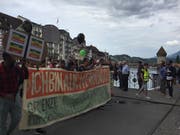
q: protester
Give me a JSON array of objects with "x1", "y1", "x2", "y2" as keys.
[
  {"x1": 113, "y1": 62, "x2": 118, "y2": 87},
  {"x1": 19, "y1": 59, "x2": 46, "y2": 135},
  {"x1": 137, "y1": 61, "x2": 144, "y2": 90},
  {"x1": 166, "y1": 60, "x2": 176, "y2": 98},
  {"x1": 159, "y1": 61, "x2": 167, "y2": 95},
  {"x1": 19, "y1": 58, "x2": 29, "y2": 95},
  {"x1": 118, "y1": 61, "x2": 123, "y2": 89},
  {"x1": 177, "y1": 67, "x2": 180, "y2": 84},
  {"x1": 59, "y1": 60, "x2": 67, "y2": 70},
  {"x1": 78, "y1": 58, "x2": 88, "y2": 71},
  {"x1": 121, "y1": 61, "x2": 130, "y2": 91},
  {"x1": 136, "y1": 63, "x2": 152, "y2": 99},
  {"x1": 107, "y1": 60, "x2": 114, "y2": 96},
  {"x1": 46, "y1": 60, "x2": 53, "y2": 68},
  {"x1": 0, "y1": 52, "x2": 24, "y2": 135},
  {"x1": 108, "y1": 60, "x2": 114, "y2": 71},
  {"x1": 79, "y1": 58, "x2": 94, "y2": 71},
  {"x1": 95, "y1": 58, "x2": 104, "y2": 68},
  {"x1": 67, "y1": 59, "x2": 78, "y2": 71}
]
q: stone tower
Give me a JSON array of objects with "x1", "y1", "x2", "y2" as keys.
[{"x1": 156, "y1": 46, "x2": 167, "y2": 64}]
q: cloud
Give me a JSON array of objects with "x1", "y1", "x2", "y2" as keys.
[
  {"x1": 165, "y1": 40, "x2": 180, "y2": 46},
  {"x1": 1, "y1": 0, "x2": 180, "y2": 58},
  {"x1": 48, "y1": 0, "x2": 180, "y2": 29},
  {"x1": 58, "y1": 0, "x2": 178, "y2": 19}
]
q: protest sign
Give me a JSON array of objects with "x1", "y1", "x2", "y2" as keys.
[
  {"x1": 26, "y1": 36, "x2": 44, "y2": 61},
  {"x1": 6, "y1": 29, "x2": 28, "y2": 57},
  {"x1": 19, "y1": 67, "x2": 111, "y2": 129}
]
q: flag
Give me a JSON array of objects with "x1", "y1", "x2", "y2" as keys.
[{"x1": 56, "y1": 18, "x2": 59, "y2": 24}]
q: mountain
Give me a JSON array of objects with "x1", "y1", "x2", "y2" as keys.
[
  {"x1": 110, "y1": 50, "x2": 180, "y2": 64},
  {"x1": 110, "y1": 54, "x2": 156, "y2": 63},
  {"x1": 168, "y1": 50, "x2": 180, "y2": 59}
]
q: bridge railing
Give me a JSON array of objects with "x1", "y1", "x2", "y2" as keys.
[{"x1": 113, "y1": 68, "x2": 160, "y2": 90}]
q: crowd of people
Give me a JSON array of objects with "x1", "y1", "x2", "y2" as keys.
[
  {"x1": 0, "y1": 50, "x2": 180, "y2": 135},
  {"x1": 112, "y1": 60, "x2": 180, "y2": 99},
  {"x1": 43, "y1": 57, "x2": 110, "y2": 71},
  {"x1": 158, "y1": 60, "x2": 178, "y2": 98},
  {"x1": 0, "y1": 51, "x2": 114, "y2": 135}
]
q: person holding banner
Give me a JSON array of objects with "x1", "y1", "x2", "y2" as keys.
[
  {"x1": 17, "y1": 58, "x2": 29, "y2": 97},
  {"x1": 0, "y1": 52, "x2": 23, "y2": 135},
  {"x1": 78, "y1": 57, "x2": 94, "y2": 71}
]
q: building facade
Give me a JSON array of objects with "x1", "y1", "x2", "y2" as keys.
[
  {"x1": 0, "y1": 12, "x2": 23, "y2": 60},
  {"x1": 59, "y1": 29, "x2": 72, "y2": 61},
  {"x1": 17, "y1": 15, "x2": 43, "y2": 38},
  {"x1": 43, "y1": 25, "x2": 59, "y2": 60},
  {"x1": 43, "y1": 25, "x2": 73, "y2": 61},
  {"x1": 0, "y1": 12, "x2": 108, "y2": 63}
]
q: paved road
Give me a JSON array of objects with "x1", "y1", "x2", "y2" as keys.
[{"x1": 12, "y1": 86, "x2": 180, "y2": 135}]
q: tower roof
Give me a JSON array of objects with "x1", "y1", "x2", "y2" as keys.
[{"x1": 156, "y1": 46, "x2": 167, "y2": 57}]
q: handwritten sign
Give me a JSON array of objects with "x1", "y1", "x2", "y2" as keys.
[
  {"x1": 26, "y1": 36, "x2": 44, "y2": 61},
  {"x1": 6, "y1": 29, "x2": 28, "y2": 57},
  {"x1": 19, "y1": 67, "x2": 111, "y2": 129}
]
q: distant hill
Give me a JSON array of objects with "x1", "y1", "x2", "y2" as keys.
[
  {"x1": 168, "y1": 50, "x2": 180, "y2": 59},
  {"x1": 110, "y1": 50, "x2": 180, "y2": 64},
  {"x1": 110, "y1": 54, "x2": 156, "y2": 64}
]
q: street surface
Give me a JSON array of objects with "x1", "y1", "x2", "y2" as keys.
[{"x1": 13, "y1": 85, "x2": 180, "y2": 135}]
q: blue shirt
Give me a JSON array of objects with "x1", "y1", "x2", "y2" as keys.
[
  {"x1": 160, "y1": 66, "x2": 166, "y2": 79},
  {"x1": 122, "y1": 64, "x2": 129, "y2": 75}
]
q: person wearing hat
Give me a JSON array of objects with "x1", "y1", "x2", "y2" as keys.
[{"x1": 0, "y1": 52, "x2": 24, "y2": 135}]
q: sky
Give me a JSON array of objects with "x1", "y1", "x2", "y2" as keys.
[{"x1": 1, "y1": 0, "x2": 180, "y2": 58}]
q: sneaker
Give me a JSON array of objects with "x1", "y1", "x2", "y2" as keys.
[
  {"x1": 35, "y1": 128, "x2": 46, "y2": 135},
  {"x1": 145, "y1": 96, "x2": 151, "y2": 100}
]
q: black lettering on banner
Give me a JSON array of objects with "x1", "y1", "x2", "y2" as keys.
[
  {"x1": 27, "y1": 97, "x2": 57, "y2": 114},
  {"x1": 27, "y1": 97, "x2": 58, "y2": 125},
  {"x1": 42, "y1": 97, "x2": 57, "y2": 112},
  {"x1": 28, "y1": 113, "x2": 42, "y2": 126}
]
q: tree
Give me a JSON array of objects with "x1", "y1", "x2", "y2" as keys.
[{"x1": 176, "y1": 55, "x2": 180, "y2": 63}]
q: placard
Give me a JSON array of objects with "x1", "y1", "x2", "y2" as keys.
[
  {"x1": 26, "y1": 36, "x2": 44, "y2": 61},
  {"x1": 6, "y1": 29, "x2": 28, "y2": 57}
]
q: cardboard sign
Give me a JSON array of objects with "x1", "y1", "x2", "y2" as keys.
[
  {"x1": 26, "y1": 36, "x2": 44, "y2": 61},
  {"x1": 6, "y1": 29, "x2": 28, "y2": 57}
]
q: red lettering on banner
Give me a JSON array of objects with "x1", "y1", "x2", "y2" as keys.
[{"x1": 26, "y1": 67, "x2": 110, "y2": 99}]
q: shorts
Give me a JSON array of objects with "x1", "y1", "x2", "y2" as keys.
[{"x1": 143, "y1": 82, "x2": 148, "y2": 90}]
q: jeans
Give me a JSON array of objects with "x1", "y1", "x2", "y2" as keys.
[
  {"x1": 167, "y1": 80, "x2": 174, "y2": 97},
  {"x1": 0, "y1": 95, "x2": 21, "y2": 135},
  {"x1": 122, "y1": 74, "x2": 129, "y2": 91},
  {"x1": 160, "y1": 78, "x2": 166, "y2": 94}
]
